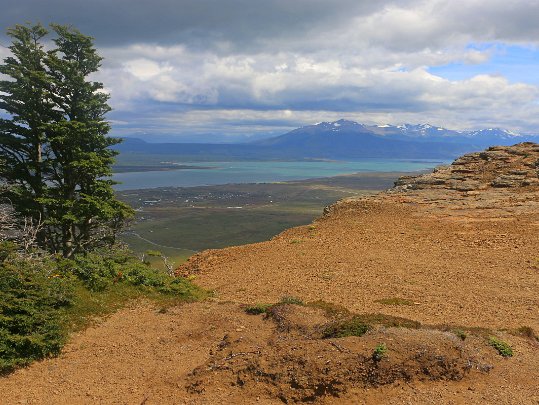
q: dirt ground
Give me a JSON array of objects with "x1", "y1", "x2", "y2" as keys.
[{"x1": 1, "y1": 143, "x2": 538, "y2": 404}]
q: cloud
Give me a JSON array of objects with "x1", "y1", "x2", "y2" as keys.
[
  {"x1": 2, "y1": 0, "x2": 539, "y2": 138},
  {"x1": 0, "y1": 0, "x2": 394, "y2": 48}
]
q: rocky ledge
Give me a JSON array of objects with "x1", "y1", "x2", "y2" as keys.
[
  {"x1": 322, "y1": 142, "x2": 539, "y2": 219},
  {"x1": 392, "y1": 142, "x2": 539, "y2": 193}
]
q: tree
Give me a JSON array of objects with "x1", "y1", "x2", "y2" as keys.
[
  {"x1": 0, "y1": 24, "x2": 133, "y2": 257},
  {"x1": 0, "y1": 24, "x2": 57, "y2": 229}
]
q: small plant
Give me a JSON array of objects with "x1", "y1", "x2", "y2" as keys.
[
  {"x1": 372, "y1": 343, "x2": 387, "y2": 361},
  {"x1": 280, "y1": 296, "x2": 303, "y2": 305},
  {"x1": 245, "y1": 303, "x2": 272, "y2": 315},
  {"x1": 307, "y1": 225, "x2": 316, "y2": 231},
  {"x1": 290, "y1": 239, "x2": 302, "y2": 244},
  {"x1": 375, "y1": 297, "x2": 413, "y2": 306},
  {"x1": 453, "y1": 329, "x2": 468, "y2": 341},
  {"x1": 489, "y1": 337, "x2": 513, "y2": 357}
]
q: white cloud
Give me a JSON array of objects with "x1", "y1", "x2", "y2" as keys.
[
  {"x1": 123, "y1": 59, "x2": 173, "y2": 81},
  {"x1": 4, "y1": 0, "x2": 539, "y2": 137}
]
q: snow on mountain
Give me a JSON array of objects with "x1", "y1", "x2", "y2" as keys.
[{"x1": 304, "y1": 120, "x2": 538, "y2": 147}]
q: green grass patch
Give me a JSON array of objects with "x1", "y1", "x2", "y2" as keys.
[
  {"x1": 375, "y1": 297, "x2": 414, "y2": 306},
  {"x1": 489, "y1": 337, "x2": 513, "y2": 357},
  {"x1": 323, "y1": 316, "x2": 372, "y2": 338},
  {"x1": 322, "y1": 313, "x2": 421, "y2": 339}
]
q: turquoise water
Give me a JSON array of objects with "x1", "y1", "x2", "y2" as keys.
[{"x1": 113, "y1": 159, "x2": 445, "y2": 191}]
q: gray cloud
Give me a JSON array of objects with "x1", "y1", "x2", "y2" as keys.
[
  {"x1": 2, "y1": 0, "x2": 539, "y2": 138},
  {"x1": 0, "y1": 0, "x2": 395, "y2": 49}
]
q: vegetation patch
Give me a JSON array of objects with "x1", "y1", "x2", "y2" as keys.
[
  {"x1": 323, "y1": 313, "x2": 421, "y2": 339},
  {"x1": 0, "y1": 245, "x2": 205, "y2": 374},
  {"x1": 322, "y1": 316, "x2": 372, "y2": 338},
  {"x1": 375, "y1": 297, "x2": 414, "y2": 306},
  {"x1": 279, "y1": 296, "x2": 304, "y2": 305},
  {"x1": 306, "y1": 300, "x2": 350, "y2": 317},
  {"x1": 453, "y1": 329, "x2": 468, "y2": 341},
  {"x1": 244, "y1": 303, "x2": 273, "y2": 315},
  {"x1": 357, "y1": 313, "x2": 422, "y2": 329},
  {"x1": 0, "y1": 256, "x2": 72, "y2": 373},
  {"x1": 372, "y1": 343, "x2": 388, "y2": 361},
  {"x1": 489, "y1": 337, "x2": 513, "y2": 357}
]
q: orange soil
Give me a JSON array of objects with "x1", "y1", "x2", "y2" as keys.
[{"x1": 1, "y1": 143, "x2": 538, "y2": 404}]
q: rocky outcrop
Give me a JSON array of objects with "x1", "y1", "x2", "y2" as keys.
[{"x1": 391, "y1": 142, "x2": 539, "y2": 193}]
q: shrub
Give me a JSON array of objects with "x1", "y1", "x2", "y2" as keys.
[
  {"x1": 372, "y1": 343, "x2": 387, "y2": 361},
  {"x1": 245, "y1": 303, "x2": 273, "y2": 315},
  {"x1": 489, "y1": 337, "x2": 513, "y2": 357},
  {"x1": 453, "y1": 329, "x2": 467, "y2": 341},
  {"x1": 58, "y1": 249, "x2": 203, "y2": 298},
  {"x1": 323, "y1": 316, "x2": 372, "y2": 338},
  {"x1": 0, "y1": 245, "x2": 204, "y2": 374},
  {"x1": 0, "y1": 257, "x2": 74, "y2": 373}
]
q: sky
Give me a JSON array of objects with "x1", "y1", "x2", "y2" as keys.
[{"x1": 1, "y1": 0, "x2": 539, "y2": 142}]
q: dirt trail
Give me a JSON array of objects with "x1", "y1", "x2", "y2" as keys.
[{"x1": 1, "y1": 143, "x2": 539, "y2": 404}]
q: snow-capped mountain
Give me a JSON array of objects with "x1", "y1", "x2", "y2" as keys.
[{"x1": 117, "y1": 119, "x2": 538, "y2": 161}]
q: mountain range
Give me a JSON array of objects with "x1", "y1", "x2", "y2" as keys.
[{"x1": 115, "y1": 120, "x2": 539, "y2": 161}]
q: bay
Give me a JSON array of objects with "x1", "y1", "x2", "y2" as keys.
[{"x1": 112, "y1": 159, "x2": 446, "y2": 191}]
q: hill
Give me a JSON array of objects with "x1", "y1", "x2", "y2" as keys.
[{"x1": 1, "y1": 143, "x2": 538, "y2": 404}]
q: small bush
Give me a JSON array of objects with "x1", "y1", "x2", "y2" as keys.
[
  {"x1": 323, "y1": 316, "x2": 372, "y2": 338},
  {"x1": 245, "y1": 303, "x2": 272, "y2": 315},
  {"x1": 372, "y1": 343, "x2": 387, "y2": 361},
  {"x1": 453, "y1": 329, "x2": 468, "y2": 341},
  {"x1": 0, "y1": 257, "x2": 74, "y2": 373},
  {"x1": 489, "y1": 337, "x2": 513, "y2": 357}
]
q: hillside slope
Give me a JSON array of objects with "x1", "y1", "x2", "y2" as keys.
[{"x1": 1, "y1": 143, "x2": 538, "y2": 404}]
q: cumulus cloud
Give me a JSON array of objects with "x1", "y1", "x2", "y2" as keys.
[{"x1": 2, "y1": 0, "x2": 539, "y2": 137}]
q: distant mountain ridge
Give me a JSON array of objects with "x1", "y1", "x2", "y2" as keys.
[
  {"x1": 115, "y1": 119, "x2": 539, "y2": 161},
  {"x1": 283, "y1": 119, "x2": 528, "y2": 145}
]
